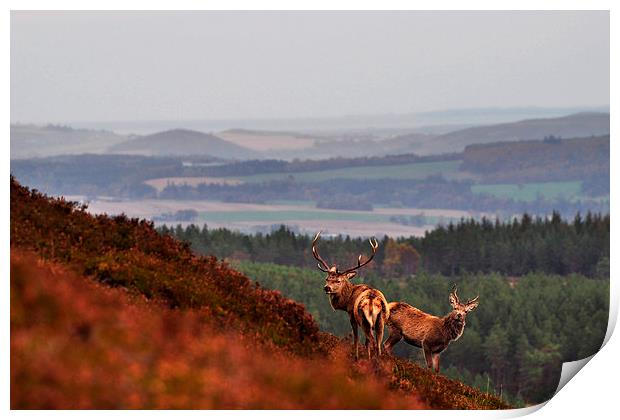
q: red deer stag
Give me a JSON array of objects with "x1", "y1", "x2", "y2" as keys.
[
  {"x1": 312, "y1": 231, "x2": 389, "y2": 359},
  {"x1": 384, "y1": 285, "x2": 479, "y2": 372}
]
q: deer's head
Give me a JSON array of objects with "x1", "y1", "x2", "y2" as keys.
[
  {"x1": 448, "y1": 285, "x2": 479, "y2": 325},
  {"x1": 312, "y1": 231, "x2": 378, "y2": 295}
]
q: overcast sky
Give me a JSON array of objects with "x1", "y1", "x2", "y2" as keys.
[{"x1": 11, "y1": 10, "x2": 609, "y2": 123}]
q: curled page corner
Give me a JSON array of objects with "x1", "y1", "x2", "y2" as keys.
[
  {"x1": 498, "y1": 401, "x2": 547, "y2": 418},
  {"x1": 496, "y1": 356, "x2": 595, "y2": 418},
  {"x1": 601, "y1": 283, "x2": 618, "y2": 348},
  {"x1": 553, "y1": 355, "x2": 595, "y2": 396}
]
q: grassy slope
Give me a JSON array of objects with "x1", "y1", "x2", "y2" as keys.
[{"x1": 10, "y1": 177, "x2": 509, "y2": 409}]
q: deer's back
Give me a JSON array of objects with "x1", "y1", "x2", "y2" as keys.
[
  {"x1": 388, "y1": 302, "x2": 444, "y2": 347},
  {"x1": 353, "y1": 288, "x2": 389, "y2": 327},
  {"x1": 346, "y1": 284, "x2": 371, "y2": 313}
]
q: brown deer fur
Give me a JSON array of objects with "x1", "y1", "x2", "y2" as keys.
[
  {"x1": 313, "y1": 232, "x2": 388, "y2": 359},
  {"x1": 353, "y1": 289, "x2": 390, "y2": 357},
  {"x1": 384, "y1": 286, "x2": 479, "y2": 372}
]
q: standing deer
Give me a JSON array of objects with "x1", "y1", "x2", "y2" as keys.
[
  {"x1": 312, "y1": 231, "x2": 389, "y2": 359},
  {"x1": 384, "y1": 285, "x2": 479, "y2": 372}
]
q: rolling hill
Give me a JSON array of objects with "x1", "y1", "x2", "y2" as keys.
[
  {"x1": 462, "y1": 134, "x2": 609, "y2": 183},
  {"x1": 390, "y1": 112, "x2": 610, "y2": 155},
  {"x1": 10, "y1": 124, "x2": 128, "y2": 159},
  {"x1": 10, "y1": 177, "x2": 509, "y2": 409},
  {"x1": 107, "y1": 128, "x2": 259, "y2": 159}
]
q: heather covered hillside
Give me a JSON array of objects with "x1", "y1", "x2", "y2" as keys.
[
  {"x1": 11, "y1": 251, "x2": 423, "y2": 409},
  {"x1": 10, "y1": 177, "x2": 509, "y2": 409}
]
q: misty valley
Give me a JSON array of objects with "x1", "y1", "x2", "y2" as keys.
[{"x1": 10, "y1": 111, "x2": 610, "y2": 237}]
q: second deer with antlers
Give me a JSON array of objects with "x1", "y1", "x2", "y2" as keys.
[
  {"x1": 384, "y1": 285, "x2": 479, "y2": 372},
  {"x1": 312, "y1": 231, "x2": 389, "y2": 359}
]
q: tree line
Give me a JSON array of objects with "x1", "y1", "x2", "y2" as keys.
[{"x1": 161, "y1": 212, "x2": 609, "y2": 278}]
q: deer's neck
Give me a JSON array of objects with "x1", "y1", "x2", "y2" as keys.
[
  {"x1": 443, "y1": 313, "x2": 466, "y2": 342},
  {"x1": 329, "y1": 281, "x2": 355, "y2": 311}
]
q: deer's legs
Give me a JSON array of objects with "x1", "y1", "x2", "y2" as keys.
[
  {"x1": 361, "y1": 322, "x2": 374, "y2": 359},
  {"x1": 364, "y1": 336, "x2": 372, "y2": 359},
  {"x1": 375, "y1": 317, "x2": 385, "y2": 357},
  {"x1": 422, "y1": 342, "x2": 433, "y2": 369},
  {"x1": 432, "y1": 353, "x2": 441, "y2": 373},
  {"x1": 383, "y1": 327, "x2": 402, "y2": 355},
  {"x1": 350, "y1": 316, "x2": 359, "y2": 360}
]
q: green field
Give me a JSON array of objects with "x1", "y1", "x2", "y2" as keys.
[
  {"x1": 226, "y1": 160, "x2": 462, "y2": 183},
  {"x1": 471, "y1": 181, "x2": 583, "y2": 202},
  {"x1": 263, "y1": 199, "x2": 317, "y2": 206}
]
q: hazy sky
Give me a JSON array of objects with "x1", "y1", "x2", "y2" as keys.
[{"x1": 11, "y1": 11, "x2": 609, "y2": 123}]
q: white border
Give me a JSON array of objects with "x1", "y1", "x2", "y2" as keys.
[{"x1": 4, "y1": 2, "x2": 616, "y2": 419}]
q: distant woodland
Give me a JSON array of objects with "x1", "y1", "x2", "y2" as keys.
[{"x1": 162, "y1": 212, "x2": 609, "y2": 278}]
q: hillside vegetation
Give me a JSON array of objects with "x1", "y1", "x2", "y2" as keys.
[{"x1": 10, "y1": 177, "x2": 509, "y2": 409}]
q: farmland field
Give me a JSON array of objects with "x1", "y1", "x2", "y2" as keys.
[
  {"x1": 67, "y1": 196, "x2": 479, "y2": 237},
  {"x1": 471, "y1": 181, "x2": 583, "y2": 202},
  {"x1": 224, "y1": 160, "x2": 463, "y2": 183}
]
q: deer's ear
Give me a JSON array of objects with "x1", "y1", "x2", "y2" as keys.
[
  {"x1": 345, "y1": 272, "x2": 357, "y2": 280},
  {"x1": 449, "y1": 293, "x2": 459, "y2": 309}
]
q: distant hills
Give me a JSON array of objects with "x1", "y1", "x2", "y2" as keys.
[
  {"x1": 389, "y1": 112, "x2": 610, "y2": 155},
  {"x1": 67, "y1": 105, "x2": 609, "y2": 134},
  {"x1": 10, "y1": 124, "x2": 127, "y2": 159},
  {"x1": 11, "y1": 111, "x2": 610, "y2": 160},
  {"x1": 462, "y1": 134, "x2": 610, "y2": 183},
  {"x1": 433, "y1": 112, "x2": 610, "y2": 152},
  {"x1": 107, "y1": 128, "x2": 259, "y2": 159}
]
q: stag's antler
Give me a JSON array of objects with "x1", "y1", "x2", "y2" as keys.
[
  {"x1": 466, "y1": 295, "x2": 480, "y2": 305},
  {"x1": 451, "y1": 285, "x2": 479, "y2": 306},
  {"x1": 312, "y1": 231, "x2": 331, "y2": 273},
  {"x1": 450, "y1": 284, "x2": 460, "y2": 304},
  {"x1": 339, "y1": 237, "x2": 379, "y2": 275}
]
